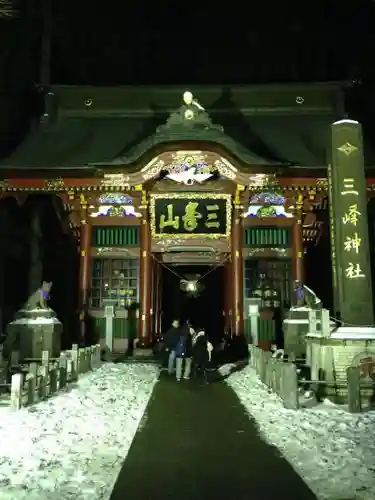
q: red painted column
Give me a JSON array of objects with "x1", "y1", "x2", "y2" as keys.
[
  {"x1": 79, "y1": 205, "x2": 92, "y2": 345},
  {"x1": 224, "y1": 259, "x2": 232, "y2": 333},
  {"x1": 149, "y1": 256, "x2": 155, "y2": 341},
  {"x1": 154, "y1": 258, "x2": 161, "y2": 337},
  {"x1": 157, "y1": 260, "x2": 163, "y2": 335},
  {"x1": 138, "y1": 197, "x2": 152, "y2": 347},
  {"x1": 292, "y1": 196, "x2": 304, "y2": 285},
  {"x1": 231, "y1": 203, "x2": 244, "y2": 336}
]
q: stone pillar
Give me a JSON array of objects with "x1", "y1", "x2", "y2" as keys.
[
  {"x1": 231, "y1": 192, "x2": 244, "y2": 336},
  {"x1": 138, "y1": 191, "x2": 152, "y2": 346},
  {"x1": 292, "y1": 194, "x2": 305, "y2": 285},
  {"x1": 79, "y1": 203, "x2": 92, "y2": 344},
  {"x1": 328, "y1": 119, "x2": 373, "y2": 325}
]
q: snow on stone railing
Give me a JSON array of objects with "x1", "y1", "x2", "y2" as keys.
[
  {"x1": 249, "y1": 345, "x2": 372, "y2": 413},
  {"x1": 0, "y1": 344, "x2": 101, "y2": 411},
  {"x1": 250, "y1": 345, "x2": 299, "y2": 410}
]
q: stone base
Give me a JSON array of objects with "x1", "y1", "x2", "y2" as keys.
[
  {"x1": 5, "y1": 308, "x2": 62, "y2": 361},
  {"x1": 283, "y1": 306, "x2": 334, "y2": 357},
  {"x1": 306, "y1": 326, "x2": 375, "y2": 404},
  {"x1": 134, "y1": 348, "x2": 153, "y2": 357},
  {"x1": 99, "y1": 338, "x2": 129, "y2": 353}
]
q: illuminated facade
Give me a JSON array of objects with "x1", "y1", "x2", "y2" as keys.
[{"x1": 1, "y1": 84, "x2": 374, "y2": 348}]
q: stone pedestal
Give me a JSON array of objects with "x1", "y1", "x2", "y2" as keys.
[
  {"x1": 5, "y1": 308, "x2": 62, "y2": 361},
  {"x1": 102, "y1": 299, "x2": 117, "y2": 359},
  {"x1": 244, "y1": 297, "x2": 261, "y2": 345},
  {"x1": 306, "y1": 327, "x2": 375, "y2": 404},
  {"x1": 283, "y1": 306, "x2": 331, "y2": 357}
]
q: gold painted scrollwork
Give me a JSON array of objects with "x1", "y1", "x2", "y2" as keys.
[{"x1": 45, "y1": 177, "x2": 66, "y2": 190}]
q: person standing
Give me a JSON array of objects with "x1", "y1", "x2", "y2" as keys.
[
  {"x1": 164, "y1": 319, "x2": 180, "y2": 375},
  {"x1": 192, "y1": 328, "x2": 213, "y2": 382},
  {"x1": 175, "y1": 321, "x2": 193, "y2": 382}
]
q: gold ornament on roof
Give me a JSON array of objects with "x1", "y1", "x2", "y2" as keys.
[
  {"x1": 45, "y1": 177, "x2": 65, "y2": 191},
  {"x1": 182, "y1": 91, "x2": 205, "y2": 121},
  {"x1": 184, "y1": 109, "x2": 195, "y2": 120}
]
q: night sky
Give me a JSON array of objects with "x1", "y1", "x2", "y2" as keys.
[
  {"x1": 1, "y1": 1, "x2": 375, "y2": 88},
  {"x1": 51, "y1": 2, "x2": 375, "y2": 85}
]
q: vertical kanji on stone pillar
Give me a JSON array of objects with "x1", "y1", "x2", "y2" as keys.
[
  {"x1": 231, "y1": 187, "x2": 244, "y2": 336},
  {"x1": 138, "y1": 190, "x2": 152, "y2": 346},
  {"x1": 79, "y1": 196, "x2": 92, "y2": 345},
  {"x1": 328, "y1": 119, "x2": 373, "y2": 325}
]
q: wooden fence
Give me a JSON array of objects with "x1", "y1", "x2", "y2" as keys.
[
  {"x1": 250, "y1": 346, "x2": 375, "y2": 413},
  {"x1": 0, "y1": 344, "x2": 101, "y2": 411}
]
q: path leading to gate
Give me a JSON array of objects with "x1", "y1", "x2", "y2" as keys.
[{"x1": 109, "y1": 372, "x2": 317, "y2": 500}]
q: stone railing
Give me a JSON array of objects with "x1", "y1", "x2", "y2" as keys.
[
  {"x1": 250, "y1": 345, "x2": 299, "y2": 410},
  {"x1": 0, "y1": 344, "x2": 101, "y2": 410}
]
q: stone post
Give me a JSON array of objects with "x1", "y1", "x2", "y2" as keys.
[{"x1": 328, "y1": 119, "x2": 373, "y2": 325}]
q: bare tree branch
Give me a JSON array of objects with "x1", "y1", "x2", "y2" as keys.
[{"x1": 0, "y1": 0, "x2": 14, "y2": 18}]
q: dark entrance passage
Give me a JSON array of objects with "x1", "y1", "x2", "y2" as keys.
[{"x1": 161, "y1": 264, "x2": 224, "y2": 342}]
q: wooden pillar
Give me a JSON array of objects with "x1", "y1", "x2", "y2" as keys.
[
  {"x1": 149, "y1": 256, "x2": 155, "y2": 341},
  {"x1": 231, "y1": 193, "x2": 244, "y2": 336},
  {"x1": 138, "y1": 191, "x2": 152, "y2": 346},
  {"x1": 157, "y1": 259, "x2": 163, "y2": 335},
  {"x1": 224, "y1": 258, "x2": 232, "y2": 333},
  {"x1": 79, "y1": 203, "x2": 92, "y2": 345},
  {"x1": 154, "y1": 258, "x2": 161, "y2": 337},
  {"x1": 292, "y1": 194, "x2": 304, "y2": 285}
]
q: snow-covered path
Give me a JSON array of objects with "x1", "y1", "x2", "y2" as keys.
[
  {"x1": 225, "y1": 364, "x2": 375, "y2": 500},
  {"x1": 0, "y1": 363, "x2": 159, "y2": 500}
]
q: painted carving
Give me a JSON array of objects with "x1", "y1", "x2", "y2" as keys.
[
  {"x1": 90, "y1": 204, "x2": 141, "y2": 218},
  {"x1": 44, "y1": 177, "x2": 66, "y2": 190},
  {"x1": 165, "y1": 152, "x2": 213, "y2": 185},
  {"x1": 98, "y1": 193, "x2": 133, "y2": 205},
  {"x1": 242, "y1": 191, "x2": 293, "y2": 218},
  {"x1": 100, "y1": 174, "x2": 130, "y2": 187}
]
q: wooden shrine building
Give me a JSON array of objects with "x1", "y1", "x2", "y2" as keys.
[{"x1": 1, "y1": 83, "x2": 375, "y2": 348}]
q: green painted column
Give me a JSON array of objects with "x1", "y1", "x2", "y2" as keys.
[{"x1": 328, "y1": 119, "x2": 373, "y2": 325}]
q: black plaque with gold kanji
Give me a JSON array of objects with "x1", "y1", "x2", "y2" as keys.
[
  {"x1": 150, "y1": 194, "x2": 230, "y2": 238},
  {"x1": 328, "y1": 120, "x2": 373, "y2": 325}
]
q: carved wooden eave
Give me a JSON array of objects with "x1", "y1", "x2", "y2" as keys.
[
  {"x1": 140, "y1": 150, "x2": 250, "y2": 185},
  {"x1": 152, "y1": 237, "x2": 230, "y2": 254}
]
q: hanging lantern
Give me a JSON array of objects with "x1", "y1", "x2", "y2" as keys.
[{"x1": 180, "y1": 277, "x2": 204, "y2": 297}]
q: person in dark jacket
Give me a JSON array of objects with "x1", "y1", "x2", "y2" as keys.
[
  {"x1": 175, "y1": 321, "x2": 193, "y2": 382},
  {"x1": 164, "y1": 320, "x2": 180, "y2": 374},
  {"x1": 192, "y1": 329, "x2": 213, "y2": 381}
]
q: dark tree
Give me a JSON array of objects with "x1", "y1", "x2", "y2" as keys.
[{"x1": 0, "y1": 197, "x2": 30, "y2": 331}]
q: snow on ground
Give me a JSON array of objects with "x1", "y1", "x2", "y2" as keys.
[
  {"x1": 225, "y1": 364, "x2": 375, "y2": 500},
  {"x1": 0, "y1": 363, "x2": 159, "y2": 500}
]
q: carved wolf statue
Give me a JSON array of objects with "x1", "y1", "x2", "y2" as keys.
[
  {"x1": 294, "y1": 281, "x2": 322, "y2": 309},
  {"x1": 24, "y1": 281, "x2": 53, "y2": 310}
]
